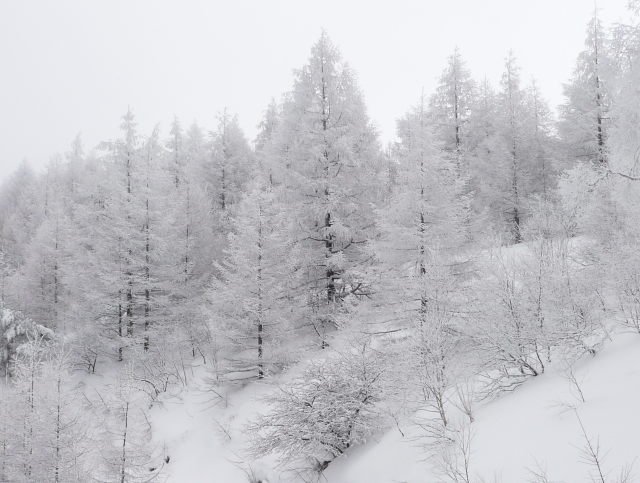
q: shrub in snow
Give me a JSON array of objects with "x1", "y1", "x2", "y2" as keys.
[
  {"x1": 470, "y1": 239, "x2": 606, "y2": 397},
  {"x1": 90, "y1": 366, "x2": 168, "y2": 483},
  {"x1": 1, "y1": 303, "x2": 54, "y2": 376},
  {"x1": 246, "y1": 343, "x2": 388, "y2": 475},
  {"x1": 2, "y1": 343, "x2": 91, "y2": 483}
]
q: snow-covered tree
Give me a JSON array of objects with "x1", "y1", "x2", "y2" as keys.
[
  {"x1": 0, "y1": 303, "x2": 54, "y2": 376},
  {"x1": 91, "y1": 366, "x2": 168, "y2": 483},
  {"x1": 247, "y1": 343, "x2": 388, "y2": 475},
  {"x1": 208, "y1": 110, "x2": 253, "y2": 213},
  {"x1": 0, "y1": 159, "x2": 43, "y2": 270},
  {"x1": 19, "y1": 198, "x2": 72, "y2": 331},
  {"x1": 430, "y1": 48, "x2": 476, "y2": 173},
  {"x1": 2, "y1": 342, "x2": 90, "y2": 483},
  {"x1": 70, "y1": 110, "x2": 152, "y2": 363},
  {"x1": 559, "y1": 8, "x2": 612, "y2": 166},
  {"x1": 472, "y1": 52, "x2": 556, "y2": 243},
  {"x1": 366, "y1": 97, "x2": 470, "y2": 429},
  {"x1": 207, "y1": 184, "x2": 293, "y2": 381},
  {"x1": 470, "y1": 239, "x2": 606, "y2": 397},
  {"x1": 269, "y1": 31, "x2": 381, "y2": 346},
  {"x1": 166, "y1": 120, "x2": 219, "y2": 362},
  {"x1": 167, "y1": 116, "x2": 185, "y2": 188}
]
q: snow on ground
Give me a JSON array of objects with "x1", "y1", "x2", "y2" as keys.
[
  {"x1": 328, "y1": 331, "x2": 640, "y2": 483},
  {"x1": 149, "y1": 330, "x2": 640, "y2": 483},
  {"x1": 150, "y1": 370, "x2": 281, "y2": 483}
]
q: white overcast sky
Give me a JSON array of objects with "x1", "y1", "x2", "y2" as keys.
[{"x1": 0, "y1": 0, "x2": 633, "y2": 182}]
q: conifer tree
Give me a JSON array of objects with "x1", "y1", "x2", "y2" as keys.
[
  {"x1": 0, "y1": 160, "x2": 44, "y2": 273},
  {"x1": 430, "y1": 48, "x2": 476, "y2": 174},
  {"x1": 209, "y1": 111, "x2": 253, "y2": 213},
  {"x1": 559, "y1": 9, "x2": 612, "y2": 166},
  {"x1": 73, "y1": 110, "x2": 150, "y2": 362},
  {"x1": 269, "y1": 31, "x2": 381, "y2": 346},
  {"x1": 473, "y1": 53, "x2": 546, "y2": 243},
  {"x1": 91, "y1": 367, "x2": 168, "y2": 483},
  {"x1": 166, "y1": 120, "x2": 218, "y2": 360},
  {"x1": 167, "y1": 116, "x2": 184, "y2": 188},
  {"x1": 207, "y1": 183, "x2": 292, "y2": 380},
  {"x1": 367, "y1": 97, "x2": 468, "y2": 427}
]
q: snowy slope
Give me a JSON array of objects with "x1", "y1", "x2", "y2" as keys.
[
  {"x1": 149, "y1": 330, "x2": 640, "y2": 483},
  {"x1": 326, "y1": 331, "x2": 640, "y2": 483}
]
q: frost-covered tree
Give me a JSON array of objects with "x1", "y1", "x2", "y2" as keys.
[
  {"x1": 166, "y1": 120, "x2": 219, "y2": 361},
  {"x1": 559, "y1": 9, "x2": 612, "y2": 166},
  {"x1": 430, "y1": 48, "x2": 476, "y2": 173},
  {"x1": 269, "y1": 31, "x2": 381, "y2": 345},
  {"x1": 470, "y1": 240, "x2": 606, "y2": 397},
  {"x1": 0, "y1": 303, "x2": 54, "y2": 376},
  {"x1": 207, "y1": 184, "x2": 293, "y2": 381},
  {"x1": 2, "y1": 342, "x2": 89, "y2": 483},
  {"x1": 472, "y1": 53, "x2": 555, "y2": 243},
  {"x1": 366, "y1": 97, "x2": 469, "y2": 429},
  {"x1": 209, "y1": 110, "x2": 253, "y2": 213},
  {"x1": 167, "y1": 116, "x2": 185, "y2": 188},
  {"x1": 19, "y1": 197, "x2": 72, "y2": 331},
  {"x1": 254, "y1": 98, "x2": 280, "y2": 155},
  {"x1": 524, "y1": 78, "x2": 560, "y2": 200},
  {"x1": 71, "y1": 110, "x2": 153, "y2": 363},
  {"x1": 591, "y1": 5, "x2": 640, "y2": 326},
  {"x1": 247, "y1": 343, "x2": 388, "y2": 475},
  {"x1": 91, "y1": 367, "x2": 168, "y2": 483},
  {"x1": 0, "y1": 159, "x2": 43, "y2": 270},
  {"x1": 495, "y1": 52, "x2": 529, "y2": 243}
]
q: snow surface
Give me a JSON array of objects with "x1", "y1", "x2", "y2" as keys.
[{"x1": 149, "y1": 330, "x2": 640, "y2": 483}]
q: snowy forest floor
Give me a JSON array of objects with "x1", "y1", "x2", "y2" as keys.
[{"x1": 139, "y1": 328, "x2": 640, "y2": 483}]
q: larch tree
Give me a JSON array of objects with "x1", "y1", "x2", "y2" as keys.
[
  {"x1": 474, "y1": 52, "x2": 541, "y2": 244},
  {"x1": 167, "y1": 116, "x2": 185, "y2": 188},
  {"x1": 524, "y1": 78, "x2": 559, "y2": 200},
  {"x1": 429, "y1": 47, "x2": 477, "y2": 174},
  {"x1": 91, "y1": 367, "x2": 168, "y2": 483},
  {"x1": 269, "y1": 31, "x2": 381, "y2": 346},
  {"x1": 166, "y1": 120, "x2": 218, "y2": 361},
  {"x1": 559, "y1": 8, "x2": 612, "y2": 166},
  {"x1": 16, "y1": 154, "x2": 76, "y2": 332},
  {"x1": 73, "y1": 110, "x2": 149, "y2": 363},
  {"x1": 207, "y1": 183, "x2": 292, "y2": 381},
  {"x1": 254, "y1": 98, "x2": 280, "y2": 156},
  {"x1": 208, "y1": 110, "x2": 253, "y2": 213},
  {"x1": 498, "y1": 51, "x2": 528, "y2": 243},
  {"x1": 137, "y1": 126, "x2": 174, "y2": 353},
  {"x1": 0, "y1": 160, "x2": 45, "y2": 309},
  {"x1": 597, "y1": 5, "x2": 640, "y2": 332},
  {"x1": 18, "y1": 201, "x2": 72, "y2": 332},
  {"x1": 1, "y1": 339, "x2": 92, "y2": 483},
  {"x1": 367, "y1": 96, "x2": 469, "y2": 430}
]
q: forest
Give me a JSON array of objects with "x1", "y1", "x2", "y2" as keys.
[{"x1": 2, "y1": 5, "x2": 640, "y2": 483}]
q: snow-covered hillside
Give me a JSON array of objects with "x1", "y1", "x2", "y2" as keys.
[{"x1": 149, "y1": 329, "x2": 640, "y2": 483}]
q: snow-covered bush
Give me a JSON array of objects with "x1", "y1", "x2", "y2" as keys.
[
  {"x1": 470, "y1": 239, "x2": 606, "y2": 397},
  {"x1": 1, "y1": 303, "x2": 54, "y2": 375},
  {"x1": 90, "y1": 366, "x2": 169, "y2": 483},
  {"x1": 246, "y1": 343, "x2": 389, "y2": 475},
  {"x1": 2, "y1": 344, "x2": 91, "y2": 483}
]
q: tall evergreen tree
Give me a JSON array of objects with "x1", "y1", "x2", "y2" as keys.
[
  {"x1": 209, "y1": 111, "x2": 253, "y2": 213},
  {"x1": 559, "y1": 9, "x2": 612, "y2": 166},
  {"x1": 207, "y1": 184, "x2": 292, "y2": 380},
  {"x1": 430, "y1": 48, "x2": 476, "y2": 173},
  {"x1": 166, "y1": 120, "x2": 219, "y2": 360},
  {"x1": 269, "y1": 31, "x2": 381, "y2": 346},
  {"x1": 366, "y1": 97, "x2": 469, "y2": 425}
]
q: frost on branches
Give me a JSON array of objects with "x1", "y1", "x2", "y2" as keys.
[
  {"x1": 246, "y1": 344, "x2": 388, "y2": 476},
  {"x1": 1, "y1": 304, "x2": 54, "y2": 375}
]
